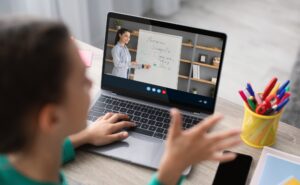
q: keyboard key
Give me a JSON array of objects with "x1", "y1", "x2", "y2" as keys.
[
  {"x1": 163, "y1": 118, "x2": 170, "y2": 123},
  {"x1": 149, "y1": 115, "x2": 156, "y2": 120},
  {"x1": 155, "y1": 111, "x2": 162, "y2": 116},
  {"x1": 147, "y1": 109, "x2": 155, "y2": 114},
  {"x1": 149, "y1": 120, "x2": 155, "y2": 125},
  {"x1": 149, "y1": 126, "x2": 156, "y2": 131},
  {"x1": 127, "y1": 109, "x2": 134, "y2": 114},
  {"x1": 156, "y1": 128, "x2": 164, "y2": 133},
  {"x1": 155, "y1": 122, "x2": 163, "y2": 127},
  {"x1": 133, "y1": 128, "x2": 154, "y2": 136},
  {"x1": 154, "y1": 133, "x2": 163, "y2": 139},
  {"x1": 134, "y1": 111, "x2": 141, "y2": 116},
  {"x1": 141, "y1": 118, "x2": 148, "y2": 123},
  {"x1": 140, "y1": 108, "x2": 147, "y2": 112},
  {"x1": 162, "y1": 124, "x2": 168, "y2": 129},
  {"x1": 142, "y1": 113, "x2": 149, "y2": 118},
  {"x1": 106, "y1": 105, "x2": 113, "y2": 109},
  {"x1": 112, "y1": 106, "x2": 120, "y2": 111},
  {"x1": 133, "y1": 117, "x2": 141, "y2": 122},
  {"x1": 141, "y1": 124, "x2": 149, "y2": 129},
  {"x1": 156, "y1": 117, "x2": 163, "y2": 122},
  {"x1": 186, "y1": 118, "x2": 192, "y2": 124},
  {"x1": 119, "y1": 102, "x2": 126, "y2": 107},
  {"x1": 120, "y1": 108, "x2": 127, "y2": 113}
]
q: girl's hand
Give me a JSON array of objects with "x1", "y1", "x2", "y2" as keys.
[
  {"x1": 157, "y1": 108, "x2": 241, "y2": 185},
  {"x1": 69, "y1": 113, "x2": 135, "y2": 148}
]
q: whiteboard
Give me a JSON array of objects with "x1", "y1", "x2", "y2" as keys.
[{"x1": 134, "y1": 29, "x2": 182, "y2": 89}]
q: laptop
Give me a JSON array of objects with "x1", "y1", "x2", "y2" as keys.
[{"x1": 84, "y1": 12, "x2": 227, "y2": 175}]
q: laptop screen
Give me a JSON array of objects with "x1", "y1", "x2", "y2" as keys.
[{"x1": 101, "y1": 12, "x2": 226, "y2": 114}]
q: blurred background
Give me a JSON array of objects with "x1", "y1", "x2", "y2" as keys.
[{"x1": 0, "y1": 0, "x2": 299, "y2": 127}]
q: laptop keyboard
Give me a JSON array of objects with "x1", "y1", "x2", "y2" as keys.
[{"x1": 88, "y1": 95, "x2": 202, "y2": 140}]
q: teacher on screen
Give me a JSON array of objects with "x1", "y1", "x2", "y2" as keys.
[{"x1": 111, "y1": 28, "x2": 151, "y2": 79}]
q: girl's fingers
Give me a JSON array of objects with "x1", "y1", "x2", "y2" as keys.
[
  {"x1": 111, "y1": 121, "x2": 135, "y2": 132},
  {"x1": 167, "y1": 108, "x2": 183, "y2": 139},
  {"x1": 102, "y1": 112, "x2": 114, "y2": 120},
  {"x1": 107, "y1": 113, "x2": 128, "y2": 123},
  {"x1": 108, "y1": 131, "x2": 129, "y2": 143},
  {"x1": 210, "y1": 151, "x2": 237, "y2": 162}
]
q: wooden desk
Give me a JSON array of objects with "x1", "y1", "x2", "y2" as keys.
[{"x1": 63, "y1": 40, "x2": 300, "y2": 185}]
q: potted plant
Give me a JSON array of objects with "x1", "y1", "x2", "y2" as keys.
[
  {"x1": 186, "y1": 39, "x2": 193, "y2": 45},
  {"x1": 191, "y1": 88, "x2": 198, "y2": 94},
  {"x1": 114, "y1": 20, "x2": 123, "y2": 30}
]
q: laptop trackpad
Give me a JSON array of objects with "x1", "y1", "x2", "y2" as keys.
[{"x1": 83, "y1": 132, "x2": 164, "y2": 169}]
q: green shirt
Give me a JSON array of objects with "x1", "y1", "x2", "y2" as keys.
[
  {"x1": 0, "y1": 138, "x2": 75, "y2": 185},
  {"x1": 0, "y1": 138, "x2": 184, "y2": 185}
]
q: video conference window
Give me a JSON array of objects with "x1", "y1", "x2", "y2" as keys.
[{"x1": 104, "y1": 18, "x2": 224, "y2": 98}]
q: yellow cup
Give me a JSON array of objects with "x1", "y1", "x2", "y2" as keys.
[{"x1": 241, "y1": 103, "x2": 283, "y2": 148}]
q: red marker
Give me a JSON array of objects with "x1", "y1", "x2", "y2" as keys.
[
  {"x1": 262, "y1": 77, "x2": 277, "y2": 100},
  {"x1": 278, "y1": 92, "x2": 291, "y2": 104},
  {"x1": 239, "y1": 90, "x2": 249, "y2": 107}
]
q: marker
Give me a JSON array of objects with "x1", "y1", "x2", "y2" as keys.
[
  {"x1": 254, "y1": 93, "x2": 262, "y2": 105},
  {"x1": 239, "y1": 90, "x2": 249, "y2": 107},
  {"x1": 246, "y1": 83, "x2": 255, "y2": 97},
  {"x1": 262, "y1": 77, "x2": 278, "y2": 100},
  {"x1": 277, "y1": 80, "x2": 290, "y2": 95},
  {"x1": 278, "y1": 92, "x2": 291, "y2": 104},
  {"x1": 274, "y1": 98, "x2": 289, "y2": 112},
  {"x1": 247, "y1": 96, "x2": 256, "y2": 111},
  {"x1": 285, "y1": 86, "x2": 290, "y2": 92},
  {"x1": 277, "y1": 88, "x2": 286, "y2": 100},
  {"x1": 270, "y1": 83, "x2": 280, "y2": 96},
  {"x1": 244, "y1": 89, "x2": 250, "y2": 98}
]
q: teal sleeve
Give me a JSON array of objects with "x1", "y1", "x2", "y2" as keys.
[
  {"x1": 148, "y1": 173, "x2": 185, "y2": 185},
  {"x1": 61, "y1": 138, "x2": 76, "y2": 164}
]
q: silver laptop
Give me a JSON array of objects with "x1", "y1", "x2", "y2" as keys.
[{"x1": 83, "y1": 12, "x2": 227, "y2": 175}]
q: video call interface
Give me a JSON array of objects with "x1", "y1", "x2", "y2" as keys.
[{"x1": 103, "y1": 17, "x2": 224, "y2": 99}]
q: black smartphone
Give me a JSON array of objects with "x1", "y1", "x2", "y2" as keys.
[{"x1": 212, "y1": 151, "x2": 253, "y2": 185}]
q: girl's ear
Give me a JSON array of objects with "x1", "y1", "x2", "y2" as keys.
[{"x1": 38, "y1": 104, "x2": 61, "y2": 133}]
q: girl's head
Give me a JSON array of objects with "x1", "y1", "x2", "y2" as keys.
[
  {"x1": 0, "y1": 18, "x2": 92, "y2": 154},
  {"x1": 114, "y1": 28, "x2": 131, "y2": 45}
]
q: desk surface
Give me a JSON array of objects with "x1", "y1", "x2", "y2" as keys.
[{"x1": 63, "y1": 40, "x2": 300, "y2": 185}]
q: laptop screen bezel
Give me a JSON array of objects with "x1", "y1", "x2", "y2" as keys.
[{"x1": 101, "y1": 12, "x2": 227, "y2": 114}]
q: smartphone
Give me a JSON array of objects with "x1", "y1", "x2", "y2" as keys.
[{"x1": 212, "y1": 151, "x2": 253, "y2": 185}]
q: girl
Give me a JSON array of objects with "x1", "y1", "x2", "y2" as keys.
[
  {"x1": 0, "y1": 18, "x2": 241, "y2": 185},
  {"x1": 111, "y1": 28, "x2": 151, "y2": 78}
]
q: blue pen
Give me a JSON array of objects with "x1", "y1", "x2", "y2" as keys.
[
  {"x1": 275, "y1": 98, "x2": 289, "y2": 112},
  {"x1": 246, "y1": 83, "x2": 255, "y2": 97},
  {"x1": 277, "y1": 80, "x2": 290, "y2": 95}
]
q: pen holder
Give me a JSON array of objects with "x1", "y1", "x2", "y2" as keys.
[{"x1": 241, "y1": 104, "x2": 283, "y2": 148}]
